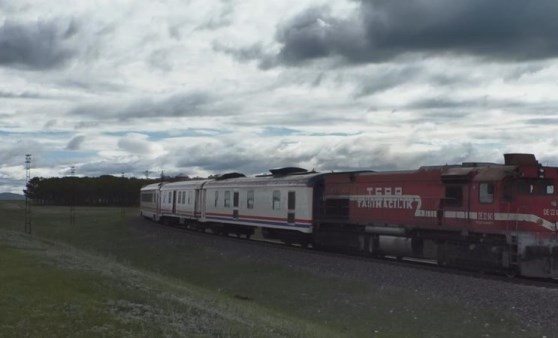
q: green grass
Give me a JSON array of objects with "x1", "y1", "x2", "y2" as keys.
[{"x1": 0, "y1": 201, "x2": 546, "y2": 337}]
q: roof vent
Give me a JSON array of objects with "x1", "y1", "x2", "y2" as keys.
[
  {"x1": 269, "y1": 167, "x2": 308, "y2": 176},
  {"x1": 216, "y1": 172, "x2": 246, "y2": 180}
]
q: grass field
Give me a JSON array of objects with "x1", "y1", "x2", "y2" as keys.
[{"x1": 0, "y1": 202, "x2": 545, "y2": 337}]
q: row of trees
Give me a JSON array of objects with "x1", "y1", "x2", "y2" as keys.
[{"x1": 24, "y1": 176, "x2": 157, "y2": 206}]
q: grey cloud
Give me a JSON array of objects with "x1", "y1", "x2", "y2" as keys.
[
  {"x1": 404, "y1": 96, "x2": 558, "y2": 114},
  {"x1": 0, "y1": 18, "x2": 80, "y2": 70},
  {"x1": 43, "y1": 120, "x2": 57, "y2": 129},
  {"x1": 0, "y1": 139, "x2": 44, "y2": 166},
  {"x1": 173, "y1": 141, "x2": 314, "y2": 175},
  {"x1": 234, "y1": 1, "x2": 558, "y2": 68},
  {"x1": 196, "y1": 0, "x2": 234, "y2": 31},
  {"x1": 69, "y1": 91, "x2": 227, "y2": 120},
  {"x1": 66, "y1": 135, "x2": 85, "y2": 150},
  {"x1": 355, "y1": 66, "x2": 422, "y2": 96},
  {"x1": 74, "y1": 121, "x2": 100, "y2": 129},
  {"x1": 76, "y1": 161, "x2": 138, "y2": 177},
  {"x1": 213, "y1": 42, "x2": 277, "y2": 70},
  {"x1": 118, "y1": 137, "x2": 152, "y2": 154},
  {"x1": 0, "y1": 90, "x2": 46, "y2": 99}
]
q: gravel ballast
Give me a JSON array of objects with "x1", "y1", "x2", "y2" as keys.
[{"x1": 131, "y1": 217, "x2": 558, "y2": 335}]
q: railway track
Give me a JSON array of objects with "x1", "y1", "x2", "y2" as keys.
[{"x1": 138, "y1": 217, "x2": 558, "y2": 290}]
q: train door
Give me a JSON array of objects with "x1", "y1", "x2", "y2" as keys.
[
  {"x1": 172, "y1": 191, "x2": 177, "y2": 214},
  {"x1": 199, "y1": 182, "x2": 208, "y2": 222},
  {"x1": 440, "y1": 183, "x2": 471, "y2": 231},
  {"x1": 155, "y1": 191, "x2": 160, "y2": 221},
  {"x1": 288, "y1": 191, "x2": 296, "y2": 224},
  {"x1": 233, "y1": 191, "x2": 239, "y2": 219},
  {"x1": 440, "y1": 169, "x2": 474, "y2": 232},
  {"x1": 194, "y1": 189, "x2": 200, "y2": 217}
]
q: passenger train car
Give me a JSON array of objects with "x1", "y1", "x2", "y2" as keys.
[{"x1": 140, "y1": 154, "x2": 558, "y2": 278}]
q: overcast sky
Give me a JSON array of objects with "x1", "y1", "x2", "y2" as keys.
[{"x1": 2, "y1": 0, "x2": 558, "y2": 193}]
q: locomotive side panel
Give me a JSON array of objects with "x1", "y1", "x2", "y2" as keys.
[{"x1": 320, "y1": 170, "x2": 446, "y2": 230}]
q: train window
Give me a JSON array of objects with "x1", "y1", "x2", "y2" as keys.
[
  {"x1": 224, "y1": 191, "x2": 231, "y2": 208},
  {"x1": 247, "y1": 190, "x2": 254, "y2": 209},
  {"x1": 168, "y1": 192, "x2": 172, "y2": 204},
  {"x1": 273, "y1": 190, "x2": 281, "y2": 210},
  {"x1": 214, "y1": 191, "x2": 219, "y2": 207},
  {"x1": 479, "y1": 183, "x2": 494, "y2": 203},
  {"x1": 445, "y1": 186, "x2": 463, "y2": 207},
  {"x1": 141, "y1": 193, "x2": 153, "y2": 203},
  {"x1": 547, "y1": 185, "x2": 554, "y2": 195},
  {"x1": 188, "y1": 191, "x2": 192, "y2": 204}
]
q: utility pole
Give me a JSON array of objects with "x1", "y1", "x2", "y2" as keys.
[
  {"x1": 24, "y1": 154, "x2": 32, "y2": 235},
  {"x1": 121, "y1": 172, "x2": 126, "y2": 218},
  {"x1": 70, "y1": 166, "x2": 76, "y2": 225}
]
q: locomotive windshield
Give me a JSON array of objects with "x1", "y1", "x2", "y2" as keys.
[{"x1": 504, "y1": 179, "x2": 554, "y2": 199}]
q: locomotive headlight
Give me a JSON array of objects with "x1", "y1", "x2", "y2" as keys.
[{"x1": 552, "y1": 201, "x2": 557, "y2": 207}]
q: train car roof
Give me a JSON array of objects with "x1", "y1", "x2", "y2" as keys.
[
  {"x1": 140, "y1": 182, "x2": 163, "y2": 191},
  {"x1": 204, "y1": 172, "x2": 325, "y2": 188},
  {"x1": 160, "y1": 179, "x2": 211, "y2": 191}
]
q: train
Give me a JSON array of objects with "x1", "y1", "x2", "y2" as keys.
[{"x1": 140, "y1": 153, "x2": 558, "y2": 278}]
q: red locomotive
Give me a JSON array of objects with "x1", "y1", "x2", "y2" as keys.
[{"x1": 315, "y1": 153, "x2": 558, "y2": 278}]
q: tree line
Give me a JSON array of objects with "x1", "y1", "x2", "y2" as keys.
[{"x1": 24, "y1": 176, "x2": 157, "y2": 206}]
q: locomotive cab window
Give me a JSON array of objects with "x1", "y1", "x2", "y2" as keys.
[
  {"x1": 517, "y1": 179, "x2": 555, "y2": 195},
  {"x1": 479, "y1": 183, "x2": 494, "y2": 204},
  {"x1": 444, "y1": 186, "x2": 463, "y2": 207}
]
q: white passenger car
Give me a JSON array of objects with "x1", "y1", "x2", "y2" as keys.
[
  {"x1": 140, "y1": 170, "x2": 325, "y2": 244},
  {"x1": 140, "y1": 183, "x2": 162, "y2": 221},
  {"x1": 203, "y1": 172, "x2": 322, "y2": 234},
  {"x1": 158, "y1": 179, "x2": 211, "y2": 224}
]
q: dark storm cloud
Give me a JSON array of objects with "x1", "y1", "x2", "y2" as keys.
[
  {"x1": 66, "y1": 135, "x2": 85, "y2": 150},
  {"x1": 233, "y1": 0, "x2": 558, "y2": 68},
  {"x1": 69, "y1": 91, "x2": 229, "y2": 120},
  {"x1": 0, "y1": 18, "x2": 79, "y2": 70}
]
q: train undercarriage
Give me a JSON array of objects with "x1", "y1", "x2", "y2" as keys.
[{"x1": 150, "y1": 212, "x2": 558, "y2": 278}]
